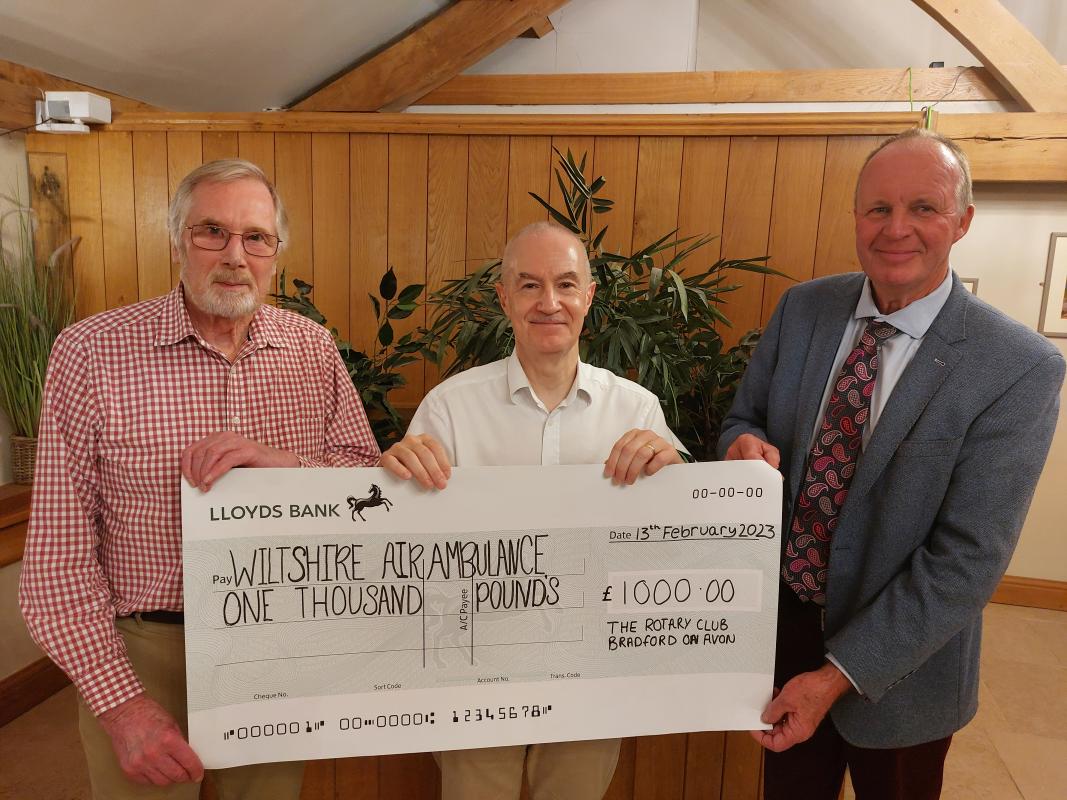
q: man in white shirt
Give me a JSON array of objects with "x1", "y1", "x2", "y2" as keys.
[{"x1": 382, "y1": 221, "x2": 685, "y2": 800}]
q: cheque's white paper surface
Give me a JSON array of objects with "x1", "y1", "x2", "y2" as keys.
[{"x1": 181, "y1": 461, "x2": 781, "y2": 768}]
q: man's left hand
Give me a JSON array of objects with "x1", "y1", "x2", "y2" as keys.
[
  {"x1": 604, "y1": 429, "x2": 683, "y2": 485},
  {"x1": 181, "y1": 432, "x2": 299, "y2": 491},
  {"x1": 751, "y1": 662, "x2": 853, "y2": 752}
]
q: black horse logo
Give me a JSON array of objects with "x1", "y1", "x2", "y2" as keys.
[{"x1": 347, "y1": 484, "x2": 393, "y2": 521}]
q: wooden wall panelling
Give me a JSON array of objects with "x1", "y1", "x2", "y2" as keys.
[
  {"x1": 677, "y1": 138, "x2": 731, "y2": 265},
  {"x1": 201, "y1": 131, "x2": 239, "y2": 162},
  {"x1": 683, "y1": 731, "x2": 726, "y2": 800},
  {"x1": 350, "y1": 134, "x2": 390, "y2": 354},
  {"x1": 573, "y1": 135, "x2": 636, "y2": 255},
  {"x1": 633, "y1": 733, "x2": 689, "y2": 800},
  {"x1": 720, "y1": 732, "x2": 762, "y2": 800},
  {"x1": 378, "y1": 752, "x2": 439, "y2": 799},
  {"x1": 387, "y1": 134, "x2": 430, "y2": 405},
  {"x1": 298, "y1": 759, "x2": 335, "y2": 800},
  {"x1": 97, "y1": 132, "x2": 139, "y2": 309},
  {"x1": 506, "y1": 135, "x2": 552, "y2": 240},
  {"x1": 465, "y1": 135, "x2": 510, "y2": 267},
  {"x1": 425, "y1": 134, "x2": 469, "y2": 390},
  {"x1": 335, "y1": 756, "x2": 380, "y2": 800},
  {"x1": 275, "y1": 132, "x2": 315, "y2": 291},
  {"x1": 761, "y1": 136, "x2": 828, "y2": 323},
  {"x1": 25, "y1": 150, "x2": 72, "y2": 305},
  {"x1": 718, "y1": 137, "x2": 778, "y2": 347},
  {"x1": 131, "y1": 131, "x2": 173, "y2": 300},
  {"x1": 812, "y1": 136, "x2": 883, "y2": 279},
  {"x1": 548, "y1": 135, "x2": 596, "y2": 214},
  {"x1": 164, "y1": 131, "x2": 203, "y2": 286},
  {"x1": 310, "y1": 134, "x2": 351, "y2": 342},
  {"x1": 64, "y1": 133, "x2": 107, "y2": 318},
  {"x1": 24, "y1": 132, "x2": 65, "y2": 154},
  {"x1": 602, "y1": 735, "x2": 637, "y2": 800},
  {"x1": 631, "y1": 137, "x2": 684, "y2": 262},
  {"x1": 167, "y1": 131, "x2": 203, "y2": 199},
  {"x1": 238, "y1": 131, "x2": 276, "y2": 183}
]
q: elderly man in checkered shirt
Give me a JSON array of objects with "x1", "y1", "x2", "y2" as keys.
[{"x1": 20, "y1": 160, "x2": 380, "y2": 800}]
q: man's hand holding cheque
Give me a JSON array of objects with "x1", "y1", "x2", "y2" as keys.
[{"x1": 382, "y1": 428, "x2": 682, "y2": 491}]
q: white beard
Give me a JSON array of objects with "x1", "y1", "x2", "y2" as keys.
[{"x1": 181, "y1": 266, "x2": 262, "y2": 319}]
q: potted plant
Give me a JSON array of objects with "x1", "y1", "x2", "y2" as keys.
[
  {"x1": 420, "y1": 149, "x2": 781, "y2": 460},
  {"x1": 0, "y1": 201, "x2": 76, "y2": 483},
  {"x1": 272, "y1": 267, "x2": 424, "y2": 449}
]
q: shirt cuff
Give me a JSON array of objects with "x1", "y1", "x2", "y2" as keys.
[
  {"x1": 77, "y1": 655, "x2": 146, "y2": 716},
  {"x1": 825, "y1": 652, "x2": 864, "y2": 697}
]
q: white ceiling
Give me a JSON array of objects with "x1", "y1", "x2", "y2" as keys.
[
  {"x1": 3, "y1": 0, "x2": 1066, "y2": 114},
  {"x1": 0, "y1": 0, "x2": 450, "y2": 111}
]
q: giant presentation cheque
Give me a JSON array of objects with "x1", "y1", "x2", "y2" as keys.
[{"x1": 181, "y1": 461, "x2": 781, "y2": 768}]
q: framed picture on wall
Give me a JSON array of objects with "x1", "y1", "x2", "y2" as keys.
[
  {"x1": 960, "y1": 277, "x2": 979, "y2": 295},
  {"x1": 1039, "y1": 232, "x2": 1067, "y2": 338}
]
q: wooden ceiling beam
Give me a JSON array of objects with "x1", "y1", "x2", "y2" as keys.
[
  {"x1": 291, "y1": 0, "x2": 570, "y2": 113},
  {"x1": 912, "y1": 0, "x2": 1067, "y2": 111},
  {"x1": 520, "y1": 17, "x2": 555, "y2": 39},
  {"x1": 102, "y1": 110, "x2": 923, "y2": 137},
  {"x1": 0, "y1": 57, "x2": 158, "y2": 132},
  {"x1": 935, "y1": 112, "x2": 1067, "y2": 181},
  {"x1": 419, "y1": 67, "x2": 1018, "y2": 105}
]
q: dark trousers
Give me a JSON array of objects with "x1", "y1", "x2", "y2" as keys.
[{"x1": 763, "y1": 584, "x2": 952, "y2": 800}]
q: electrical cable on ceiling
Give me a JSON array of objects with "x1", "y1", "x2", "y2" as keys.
[{"x1": 0, "y1": 118, "x2": 54, "y2": 137}]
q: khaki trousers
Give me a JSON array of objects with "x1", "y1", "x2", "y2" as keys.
[
  {"x1": 437, "y1": 738, "x2": 621, "y2": 800},
  {"x1": 78, "y1": 616, "x2": 305, "y2": 800}
]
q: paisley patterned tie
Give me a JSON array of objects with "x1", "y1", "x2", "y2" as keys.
[{"x1": 783, "y1": 319, "x2": 898, "y2": 605}]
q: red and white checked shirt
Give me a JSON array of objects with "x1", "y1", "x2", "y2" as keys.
[{"x1": 19, "y1": 286, "x2": 380, "y2": 715}]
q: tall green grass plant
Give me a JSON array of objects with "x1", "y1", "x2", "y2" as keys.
[{"x1": 0, "y1": 201, "x2": 76, "y2": 437}]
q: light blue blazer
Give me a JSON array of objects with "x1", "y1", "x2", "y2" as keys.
[{"x1": 719, "y1": 272, "x2": 1065, "y2": 748}]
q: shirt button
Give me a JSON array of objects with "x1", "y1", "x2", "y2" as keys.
[{"x1": 232, "y1": 415, "x2": 240, "y2": 425}]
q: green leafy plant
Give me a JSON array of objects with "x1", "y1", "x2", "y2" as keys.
[
  {"x1": 271, "y1": 267, "x2": 423, "y2": 448},
  {"x1": 0, "y1": 200, "x2": 76, "y2": 438},
  {"x1": 421, "y1": 149, "x2": 780, "y2": 460}
]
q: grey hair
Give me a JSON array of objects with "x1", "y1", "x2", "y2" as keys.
[
  {"x1": 167, "y1": 159, "x2": 289, "y2": 255},
  {"x1": 856, "y1": 128, "x2": 973, "y2": 213},
  {"x1": 501, "y1": 221, "x2": 591, "y2": 282}
]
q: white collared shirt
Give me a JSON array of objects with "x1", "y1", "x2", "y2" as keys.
[{"x1": 407, "y1": 353, "x2": 684, "y2": 466}]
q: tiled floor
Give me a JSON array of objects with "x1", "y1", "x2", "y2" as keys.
[
  {"x1": 845, "y1": 603, "x2": 1067, "y2": 800},
  {"x1": 2, "y1": 604, "x2": 1065, "y2": 799}
]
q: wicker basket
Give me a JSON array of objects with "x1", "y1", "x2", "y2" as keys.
[{"x1": 11, "y1": 435, "x2": 37, "y2": 485}]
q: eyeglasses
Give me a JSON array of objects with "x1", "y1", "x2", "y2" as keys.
[{"x1": 186, "y1": 224, "x2": 282, "y2": 257}]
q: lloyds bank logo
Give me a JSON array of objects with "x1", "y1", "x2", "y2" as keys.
[{"x1": 346, "y1": 484, "x2": 394, "y2": 522}]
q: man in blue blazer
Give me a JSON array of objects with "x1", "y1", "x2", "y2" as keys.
[{"x1": 719, "y1": 129, "x2": 1064, "y2": 800}]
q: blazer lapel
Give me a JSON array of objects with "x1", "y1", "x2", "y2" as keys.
[
  {"x1": 789, "y1": 276, "x2": 865, "y2": 501},
  {"x1": 844, "y1": 277, "x2": 970, "y2": 505}
]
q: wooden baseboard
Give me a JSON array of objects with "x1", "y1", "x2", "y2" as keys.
[
  {"x1": 990, "y1": 575, "x2": 1067, "y2": 612},
  {"x1": 0, "y1": 656, "x2": 70, "y2": 727}
]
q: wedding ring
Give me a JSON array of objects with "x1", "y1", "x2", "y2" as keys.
[{"x1": 643, "y1": 443, "x2": 659, "y2": 455}]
